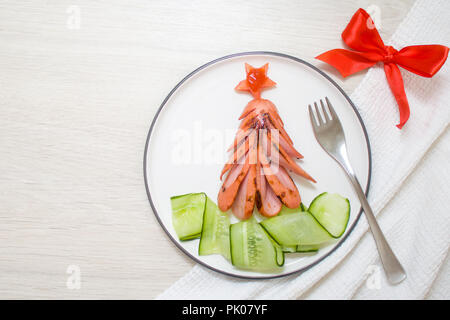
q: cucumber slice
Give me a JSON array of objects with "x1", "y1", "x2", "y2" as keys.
[
  {"x1": 278, "y1": 206, "x2": 301, "y2": 216},
  {"x1": 260, "y1": 212, "x2": 332, "y2": 246},
  {"x1": 230, "y1": 219, "x2": 282, "y2": 271},
  {"x1": 171, "y1": 193, "x2": 206, "y2": 241},
  {"x1": 296, "y1": 244, "x2": 319, "y2": 252},
  {"x1": 309, "y1": 192, "x2": 350, "y2": 238},
  {"x1": 265, "y1": 230, "x2": 285, "y2": 266},
  {"x1": 281, "y1": 245, "x2": 297, "y2": 253},
  {"x1": 278, "y1": 203, "x2": 307, "y2": 216},
  {"x1": 277, "y1": 204, "x2": 309, "y2": 252},
  {"x1": 199, "y1": 197, "x2": 230, "y2": 260}
]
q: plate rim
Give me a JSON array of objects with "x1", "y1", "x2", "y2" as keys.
[{"x1": 143, "y1": 51, "x2": 372, "y2": 280}]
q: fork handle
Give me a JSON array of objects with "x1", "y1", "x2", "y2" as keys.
[{"x1": 345, "y1": 171, "x2": 407, "y2": 284}]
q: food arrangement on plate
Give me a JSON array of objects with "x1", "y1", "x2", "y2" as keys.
[{"x1": 170, "y1": 63, "x2": 351, "y2": 272}]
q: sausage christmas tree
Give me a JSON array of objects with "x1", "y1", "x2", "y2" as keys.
[{"x1": 218, "y1": 63, "x2": 316, "y2": 219}]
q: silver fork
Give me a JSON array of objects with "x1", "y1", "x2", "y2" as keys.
[{"x1": 308, "y1": 97, "x2": 406, "y2": 284}]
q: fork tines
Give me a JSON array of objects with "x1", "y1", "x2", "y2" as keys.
[{"x1": 308, "y1": 97, "x2": 337, "y2": 127}]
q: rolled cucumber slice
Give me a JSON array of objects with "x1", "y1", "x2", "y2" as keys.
[
  {"x1": 199, "y1": 197, "x2": 230, "y2": 260},
  {"x1": 230, "y1": 218, "x2": 283, "y2": 272},
  {"x1": 281, "y1": 246, "x2": 297, "y2": 253},
  {"x1": 278, "y1": 203, "x2": 307, "y2": 216},
  {"x1": 309, "y1": 192, "x2": 350, "y2": 238},
  {"x1": 296, "y1": 244, "x2": 319, "y2": 252},
  {"x1": 260, "y1": 212, "x2": 332, "y2": 246},
  {"x1": 278, "y1": 206, "x2": 300, "y2": 216},
  {"x1": 278, "y1": 204, "x2": 307, "y2": 252},
  {"x1": 171, "y1": 193, "x2": 206, "y2": 241},
  {"x1": 266, "y1": 230, "x2": 285, "y2": 266}
]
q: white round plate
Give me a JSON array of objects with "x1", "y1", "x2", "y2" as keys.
[{"x1": 144, "y1": 52, "x2": 371, "y2": 279}]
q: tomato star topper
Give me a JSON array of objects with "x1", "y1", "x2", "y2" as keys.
[{"x1": 235, "y1": 63, "x2": 276, "y2": 99}]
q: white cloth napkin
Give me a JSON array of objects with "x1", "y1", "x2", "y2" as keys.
[{"x1": 157, "y1": 0, "x2": 450, "y2": 300}]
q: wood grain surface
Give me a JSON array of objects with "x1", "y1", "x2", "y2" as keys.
[{"x1": 0, "y1": 0, "x2": 417, "y2": 299}]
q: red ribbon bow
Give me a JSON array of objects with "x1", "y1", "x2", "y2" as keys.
[{"x1": 316, "y1": 8, "x2": 449, "y2": 129}]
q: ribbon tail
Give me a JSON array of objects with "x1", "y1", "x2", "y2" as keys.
[
  {"x1": 383, "y1": 63, "x2": 410, "y2": 129},
  {"x1": 316, "y1": 49, "x2": 378, "y2": 77}
]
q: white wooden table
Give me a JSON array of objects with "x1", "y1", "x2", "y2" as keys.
[{"x1": 0, "y1": 0, "x2": 416, "y2": 299}]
